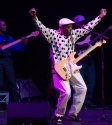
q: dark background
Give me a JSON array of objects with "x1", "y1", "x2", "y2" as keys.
[{"x1": 0, "y1": 0, "x2": 112, "y2": 105}]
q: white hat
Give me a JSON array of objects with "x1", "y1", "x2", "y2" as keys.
[{"x1": 59, "y1": 18, "x2": 75, "y2": 27}]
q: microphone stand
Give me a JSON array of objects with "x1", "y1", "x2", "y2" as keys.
[
  {"x1": 77, "y1": 25, "x2": 109, "y2": 39},
  {"x1": 78, "y1": 26, "x2": 112, "y2": 124}
]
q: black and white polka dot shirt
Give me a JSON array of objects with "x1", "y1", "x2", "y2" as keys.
[{"x1": 33, "y1": 16, "x2": 101, "y2": 65}]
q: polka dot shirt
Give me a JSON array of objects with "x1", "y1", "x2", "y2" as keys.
[{"x1": 33, "y1": 16, "x2": 101, "y2": 65}]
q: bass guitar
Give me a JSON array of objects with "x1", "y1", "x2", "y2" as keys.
[
  {"x1": 76, "y1": 25, "x2": 112, "y2": 56},
  {"x1": 1, "y1": 31, "x2": 39, "y2": 50}
]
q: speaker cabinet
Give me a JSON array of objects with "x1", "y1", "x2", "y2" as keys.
[{"x1": 7, "y1": 101, "x2": 51, "y2": 125}]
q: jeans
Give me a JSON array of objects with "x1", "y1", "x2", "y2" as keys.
[{"x1": 0, "y1": 57, "x2": 19, "y2": 101}]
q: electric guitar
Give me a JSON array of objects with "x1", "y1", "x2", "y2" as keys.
[
  {"x1": 76, "y1": 25, "x2": 112, "y2": 56},
  {"x1": 54, "y1": 40, "x2": 106, "y2": 81},
  {"x1": 1, "y1": 31, "x2": 39, "y2": 50}
]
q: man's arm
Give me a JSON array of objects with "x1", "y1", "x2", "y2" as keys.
[
  {"x1": 73, "y1": 9, "x2": 107, "y2": 42},
  {"x1": 29, "y1": 8, "x2": 55, "y2": 43},
  {"x1": 7, "y1": 36, "x2": 26, "y2": 52}
]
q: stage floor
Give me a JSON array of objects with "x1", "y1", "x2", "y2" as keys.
[{"x1": 0, "y1": 106, "x2": 112, "y2": 125}]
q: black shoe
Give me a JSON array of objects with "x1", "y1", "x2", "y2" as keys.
[
  {"x1": 67, "y1": 114, "x2": 82, "y2": 122},
  {"x1": 53, "y1": 115, "x2": 63, "y2": 123}
]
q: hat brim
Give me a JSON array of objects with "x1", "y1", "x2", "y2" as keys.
[{"x1": 60, "y1": 22, "x2": 75, "y2": 27}]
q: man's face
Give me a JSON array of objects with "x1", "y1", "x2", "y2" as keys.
[
  {"x1": 0, "y1": 21, "x2": 7, "y2": 33},
  {"x1": 61, "y1": 24, "x2": 73, "y2": 36}
]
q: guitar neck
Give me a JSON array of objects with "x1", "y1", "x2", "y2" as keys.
[
  {"x1": 74, "y1": 44, "x2": 98, "y2": 63},
  {"x1": 1, "y1": 34, "x2": 32, "y2": 50}
]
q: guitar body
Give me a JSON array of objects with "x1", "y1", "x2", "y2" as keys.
[
  {"x1": 54, "y1": 52, "x2": 82, "y2": 80},
  {"x1": 76, "y1": 35, "x2": 92, "y2": 56},
  {"x1": 76, "y1": 35, "x2": 91, "y2": 46}
]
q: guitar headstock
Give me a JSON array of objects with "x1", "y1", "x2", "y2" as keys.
[
  {"x1": 31, "y1": 31, "x2": 40, "y2": 37},
  {"x1": 95, "y1": 39, "x2": 106, "y2": 47}
]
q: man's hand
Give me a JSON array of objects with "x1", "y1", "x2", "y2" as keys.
[
  {"x1": 99, "y1": 8, "x2": 107, "y2": 18},
  {"x1": 29, "y1": 8, "x2": 37, "y2": 20}
]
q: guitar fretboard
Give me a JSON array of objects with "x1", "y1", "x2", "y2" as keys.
[
  {"x1": 1, "y1": 34, "x2": 32, "y2": 50},
  {"x1": 74, "y1": 40, "x2": 106, "y2": 63}
]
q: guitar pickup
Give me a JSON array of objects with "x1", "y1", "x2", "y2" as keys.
[{"x1": 63, "y1": 67, "x2": 66, "y2": 71}]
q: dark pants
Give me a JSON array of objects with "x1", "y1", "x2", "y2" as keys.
[
  {"x1": 78, "y1": 61, "x2": 95, "y2": 104},
  {"x1": 0, "y1": 57, "x2": 19, "y2": 101}
]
